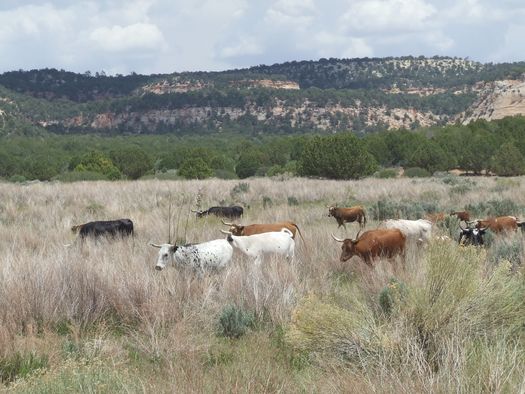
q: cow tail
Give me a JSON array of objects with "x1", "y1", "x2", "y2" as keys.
[
  {"x1": 293, "y1": 223, "x2": 308, "y2": 252},
  {"x1": 363, "y1": 211, "x2": 367, "y2": 227}
]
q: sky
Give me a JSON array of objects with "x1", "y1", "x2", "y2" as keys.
[{"x1": 0, "y1": 0, "x2": 524, "y2": 75}]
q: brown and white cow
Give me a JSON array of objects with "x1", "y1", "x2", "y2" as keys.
[
  {"x1": 221, "y1": 220, "x2": 305, "y2": 243},
  {"x1": 331, "y1": 228, "x2": 406, "y2": 266},
  {"x1": 450, "y1": 211, "x2": 470, "y2": 222},
  {"x1": 328, "y1": 205, "x2": 367, "y2": 229},
  {"x1": 475, "y1": 216, "x2": 519, "y2": 233}
]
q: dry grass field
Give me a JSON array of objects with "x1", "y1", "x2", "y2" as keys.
[{"x1": 0, "y1": 176, "x2": 524, "y2": 393}]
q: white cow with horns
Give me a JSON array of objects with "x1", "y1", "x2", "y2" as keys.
[
  {"x1": 220, "y1": 228, "x2": 295, "y2": 265},
  {"x1": 379, "y1": 219, "x2": 432, "y2": 244},
  {"x1": 150, "y1": 239, "x2": 233, "y2": 274}
]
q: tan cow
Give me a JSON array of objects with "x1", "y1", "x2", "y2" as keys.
[
  {"x1": 328, "y1": 205, "x2": 367, "y2": 229},
  {"x1": 476, "y1": 216, "x2": 519, "y2": 233},
  {"x1": 331, "y1": 228, "x2": 406, "y2": 266}
]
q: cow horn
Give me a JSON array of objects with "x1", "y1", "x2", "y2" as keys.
[
  {"x1": 220, "y1": 229, "x2": 232, "y2": 235},
  {"x1": 221, "y1": 219, "x2": 234, "y2": 226},
  {"x1": 331, "y1": 233, "x2": 345, "y2": 242},
  {"x1": 355, "y1": 230, "x2": 362, "y2": 240},
  {"x1": 149, "y1": 243, "x2": 162, "y2": 248},
  {"x1": 190, "y1": 209, "x2": 199, "y2": 213}
]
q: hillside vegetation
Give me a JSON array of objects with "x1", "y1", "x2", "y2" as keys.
[
  {"x1": 0, "y1": 177, "x2": 524, "y2": 392},
  {"x1": 1, "y1": 56, "x2": 525, "y2": 135},
  {"x1": 1, "y1": 116, "x2": 525, "y2": 182}
]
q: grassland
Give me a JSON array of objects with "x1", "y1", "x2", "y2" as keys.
[{"x1": 0, "y1": 175, "x2": 524, "y2": 393}]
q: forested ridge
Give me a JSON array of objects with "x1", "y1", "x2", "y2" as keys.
[{"x1": 1, "y1": 56, "x2": 525, "y2": 136}]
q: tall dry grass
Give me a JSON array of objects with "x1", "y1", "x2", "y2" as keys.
[{"x1": 0, "y1": 176, "x2": 524, "y2": 392}]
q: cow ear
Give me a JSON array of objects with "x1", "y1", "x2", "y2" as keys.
[{"x1": 170, "y1": 245, "x2": 178, "y2": 253}]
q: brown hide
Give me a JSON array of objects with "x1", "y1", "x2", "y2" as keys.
[
  {"x1": 227, "y1": 222, "x2": 302, "y2": 240},
  {"x1": 338, "y1": 228, "x2": 406, "y2": 265},
  {"x1": 425, "y1": 212, "x2": 445, "y2": 223},
  {"x1": 476, "y1": 216, "x2": 518, "y2": 233},
  {"x1": 451, "y1": 211, "x2": 470, "y2": 221},
  {"x1": 328, "y1": 206, "x2": 367, "y2": 228}
]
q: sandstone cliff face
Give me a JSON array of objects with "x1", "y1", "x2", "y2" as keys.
[
  {"x1": 43, "y1": 101, "x2": 444, "y2": 133},
  {"x1": 461, "y1": 79, "x2": 525, "y2": 124}
]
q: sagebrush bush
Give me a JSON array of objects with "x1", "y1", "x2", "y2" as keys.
[
  {"x1": 404, "y1": 167, "x2": 430, "y2": 178},
  {"x1": 370, "y1": 199, "x2": 438, "y2": 220},
  {"x1": 217, "y1": 305, "x2": 255, "y2": 339},
  {"x1": 378, "y1": 278, "x2": 407, "y2": 315}
]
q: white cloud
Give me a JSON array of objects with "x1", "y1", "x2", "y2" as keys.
[
  {"x1": 309, "y1": 32, "x2": 373, "y2": 58},
  {"x1": 0, "y1": 0, "x2": 524, "y2": 74},
  {"x1": 90, "y1": 23, "x2": 166, "y2": 52},
  {"x1": 221, "y1": 37, "x2": 263, "y2": 58},
  {"x1": 341, "y1": 0, "x2": 436, "y2": 33},
  {"x1": 265, "y1": 0, "x2": 316, "y2": 30}
]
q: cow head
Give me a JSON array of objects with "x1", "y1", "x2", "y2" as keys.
[
  {"x1": 221, "y1": 220, "x2": 244, "y2": 236},
  {"x1": 458, "y1": 222, "x2": 486, "y2": 246},
  {"x1": 219, "y1": 229, "x2": 234, "y2": 243},
  {"x1": 331, "y1": 231, "x2": 360, "y2": 262},
  {"x1": 191, "y1": 209, "x2": 204, "y2": 218},
  {"x1": 150, "y1": 243, "x2": 178, "y2": 270},
  {"x1": 327, "y1": 206, "x2": 337, "y2": 217}
]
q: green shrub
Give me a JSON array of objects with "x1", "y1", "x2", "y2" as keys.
[
  {"x1": 466, "y1": 199, "x2": 521, "y2": 217},
  {"x1": 374, "y1": 168, "x2": 398, "y2": 179},
  {"x1": 403, "y1": 167, "x2": 431, "y2": 178},
  {"x1": 8, "y1": 174, "x2": 27, "y2": 183},
  {"x1": 0, "y1": 352, "x2": 48, "y2": 383},
  {"x1": 450, "y1": 184, "x2": 472, "y2": 195},
  {"x1": 488, "y1": 234, "x2": 524, "y2": 269},
  {"x1": 179, "y1": 157, "x2": 213, "y2": 179},
  {"x1": 217, "y1": 305, "x2": 254, "y2": 339},
  {"x1": 54, "y1": 171, "x2": 108, "y2": 182},
  {"x1": 262, "y1": 196, "x2": 273, "y2": 209},
  {"x1": 287, "y1": 196, "x2": 299, "y2": 206},
  {"x1": 370, "y1": 199, "x2": 438, "y2": 220},
  {"x1": 379, "y1": 278, "x2": 407, "y2": 315}
]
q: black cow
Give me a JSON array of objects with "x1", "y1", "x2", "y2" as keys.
[
  {"x1": 458, "y1": 222, "x2": 486, "y2": 246},
  {"x1": 71, "y1": 219, "x2": 134, "y2": 239},
  {"x1": 192, "y1": 206, "x2": 243, "y2": 219}
]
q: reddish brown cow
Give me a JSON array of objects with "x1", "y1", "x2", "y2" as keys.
[
  {"x1": 221, "y1": 220, "x2": 306, "y2": 243},
  {"x1": 476, "y1": 216, "x2": 519, "y2": 233},
  {"x1": 331, "y1": 228, "x2": 406, "y2": 266},
  {"x1": 425, "y1": 212, "x2": 445, "y2": 223},
  {"x1": 328, "y1": 206, "x2": 367, "y2": 229},
  {"x1": 450, "y1": 211, "x2": 470, "y2": 222}
]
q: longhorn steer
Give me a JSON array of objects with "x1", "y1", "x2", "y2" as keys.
[
  {"x1": 191, "y1": 206, "x2": 243, "y2": 219},
  {"x1": 71, "y1": 219, "x2": 134, "y2": 239},
  {"x1": 331, "y1": 229, "x2": 406, "y2": 266},
  {"x1": 221, "y1": 220, "x2": 305, "y2": 242},
  {"x1": 476, "y1": 216, "x2": 519, "y2": 233},
  {"x1": 458, "y1": 221, "x2": 487, "y2": 246},
  {"x1": 220, "y1": 228, "x2": 295, "y2": 265},
  {"x1": 380, "y1": 219, "x2": 432, "y2": 244},
  {"x1": 328, "y1": 206, "x2": 367, "y2": 229},
  {"x1": 150, "y1": 239, "x2": 233, "y2": 274}
]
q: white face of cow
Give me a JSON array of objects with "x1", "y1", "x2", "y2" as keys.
[{"x1": 150, "y1": 243, "x2": 177, "y2": 270}]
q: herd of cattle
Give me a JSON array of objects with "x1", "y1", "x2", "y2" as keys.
[{"x1": 69, "y1": 204, "x2": 525, "y2": 273}]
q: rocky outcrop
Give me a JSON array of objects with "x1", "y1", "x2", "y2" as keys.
[{"x1": 461, "y1": 78, "x2": 525, "y2": 123}]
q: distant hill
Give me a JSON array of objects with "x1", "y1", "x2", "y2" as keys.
[{"x1": 1, "y1": 56, "x2": 525, "y2": 136}]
